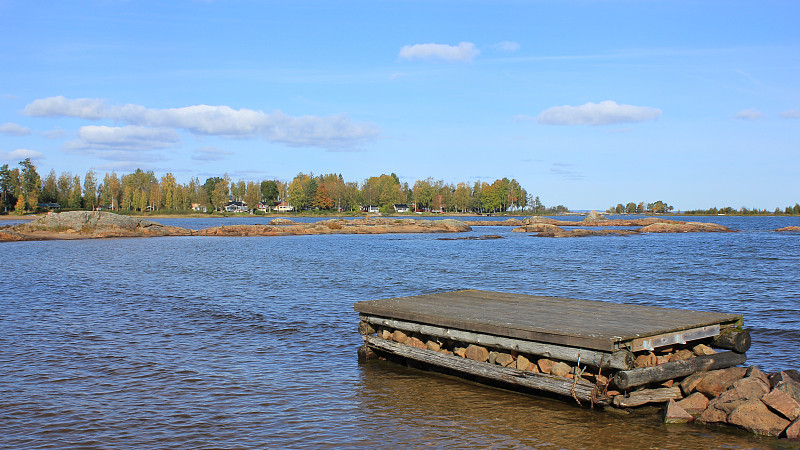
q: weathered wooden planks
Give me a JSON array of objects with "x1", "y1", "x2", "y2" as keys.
[
  {"x1": 365, "y1": 335, "x2": 609, "y2": 406},
  {"x1": 360, "y1": 314, "x2": 633, "y2": 370},
  {"x1": 354, "y1": 290, "x2": 742, "y2": 352}
]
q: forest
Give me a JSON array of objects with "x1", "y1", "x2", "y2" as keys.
[{"x1": 0, "y1": 159, "x2": 566, "y2": 215}]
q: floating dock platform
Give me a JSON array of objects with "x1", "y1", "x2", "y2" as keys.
[{"x1": 355, "y1": 290, "x2": 750, "y2": 407}]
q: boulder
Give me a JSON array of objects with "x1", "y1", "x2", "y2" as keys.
[
  {"x1": 669, "y1": 349, "x2": 694, "y2": 362},
  {"x1": 677, "y1": 392, "x2": 709, "y2": 416},
  {"x1": 407, "y1": 336, "x2": 426, "y2": 349},
  {"x1": 516, "y1": 355, "x2": 531, "y2": 371},
  {"x1": 705, "y1": 377, "x2": 769, "y2": 414},
  {"x1": 681, "y1": 372, "x2": 706, "y2": 396},
  {"x1": 664, "y1": 399, "x2": 694, "y2": 424},
  {"x1": 537, "y1": 358, "x2": 555, "y2": 374},
  {"x1": 727, "y1": 399, "x2": 790, "y2": 437},
  {"x1": 392, "y1": 330, "x2": 408, "y2": 343},
  {"x1": 786, "y1": 417, "x2": 800, "y2": 440},
  {"x1": 551, "y1": 362, "x2": 571, "y2": 378},
  {"x1": 496, "y1": 353, "x2": 514, "y2": 367},
  {"x1": 583, "y1": 210, "x2": 607, "y2": 222},
  {"x1": 770, "y1": 371, "x2": 800, "y2": 390},
  {"x1": 635, "y1": 352, "x2": 657, "y2": 368},
  {"x1": 761, "y1": 388, "x2": 800, "y2": 421},
  {"x1": 692, "y1": 344, "x2": 716, "y2": 356},
  {"x1": 693, "y1": 367, "x2": 747, "y2": 397},
  {"x1": 269, "y1": 218, "x2": 296, "y2": 225},
  {"x1": 696, "y1": 404, "x2": 729, "y2": 424},
  {"x1": 745, "y1": 366, "x2": 770, "y2": 387},
  {"x1": 454, "y1": 347, "x2": 467, "y2": 357},
  {"x1": 775, "y1": 380, "x2": 800, "y2": 404},
  {"x1": 464, "y1": 345, "x2": 489, "y2": 362},
  {"x1": 426, "y1": 340, "x2": 441, "y2": 352}
]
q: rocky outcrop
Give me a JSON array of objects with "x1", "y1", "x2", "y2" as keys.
[
  {"x1": 510, "y1": 216, "x2": 733, "y2": 237},
  {"x1": 0, "y1": 211, "x2": 191, "y2": 241},
  {"x1": 583, "y1": 210, "x2": 607, "y2": 222},
  {"x1": 0, "y1": 212, "x2": 472, "y2": 242},
  {"x1": 776, "y1": 226, "x2": 800, "y2": 232}
]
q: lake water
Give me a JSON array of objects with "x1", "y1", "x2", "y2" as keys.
[{"x1": 1, "y1": 215, "x2": 799, "y2": 449}]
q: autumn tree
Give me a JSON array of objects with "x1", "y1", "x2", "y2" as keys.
[
  {"x1": 83, "y1": 170, "x2": 97, "y2": 210},
  {"x1": 69, "y1": 174, "x2": 82, "y2": 209},
  {"x1": 19, "y1": 158, "x2": 41, "y2": 211},
  {"x1": 288, "y1": 173, "x2": 313, "y2": 210},
  {"x1": 314, "y1": 183, "x2": 333, "y2": 210},
  {"x1": 101, "y1": 172, "x2": 122, "y2": 210},
  {"x1": 15, "y1": 193, "x2": 25, "y2": 215},
  {"x1": 0, "y1": 164, "x2": 13, "y2": 212},
  {"x1": 41, "y1": 169, "x2": 58, "y2": 203},
  {"x1": 244, "y1": 181, "x2": 261, "y2": 211},
  {"x1": 161, "y1": 173, "x2": 178, "y2": 210}
]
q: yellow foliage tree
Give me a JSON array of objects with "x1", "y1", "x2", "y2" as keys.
[{"x1": 15, "y1": 193, "x2": 26, "y2": 215}]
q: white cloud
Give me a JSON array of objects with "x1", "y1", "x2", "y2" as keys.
[
  {"x1": 0, "y1": 122, "x2": 31, "y2": 136},
  {"x1": 67, "y1": 125, "x2": 180, "y2": 151},
  {"x1": 192, "y1": 146, "x2": 234, "y2": 161},
  {"x1": 535, "y1": 100, "x2": 662, "y2": 126},
  {"x1": 735, "y1": 108, "x2": 763, "y2": 120},
  {"x1": 25, "y1": 96, "x2": 379, "y2": 149},
  {"x1": 398, "y1": 42, "x2": 479, "y2": 62},
  {"x1": 494, "y1": 41, "x2": 520, "y2": 52},
  {"x1": 780, "y1": 109, "x2": 800, "y2": 119},
  {"x1": 0, "y1": 148, "x2": 45, "y2": 161}
]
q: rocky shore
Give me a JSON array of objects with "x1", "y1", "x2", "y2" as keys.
[
  {"x1": 369, "y1": 322, "x2": 799, "y2": 441},
  {"x1": 0, "y1": 211, "x2": 471, "y2": 241},
  {"x1": 511, "y1": 213, "x2": 733, "y2": 237}
]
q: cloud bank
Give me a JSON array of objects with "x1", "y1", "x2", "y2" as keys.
[
  {"x1": 24, "y1": 96, "x2": 379, "y2": 149},
  {"x1": 399, "y1": 42, "x2": 479, "y2": 62},
  {"x1": 0, "y1": 122, "x2": 31, "y2": 136},
  {"x1": 68, "y1": 125, "x2": 181, "y2": 151},
  {"x1": 780, "y1": 109, "x2": 800, "y2": 119},
  {"x1": 0, "y1": 148, "x2": 44, "y2": 161},
  {"x1": 735, "y1": 108, "x2": 763, "y2": 120},
  {"x1": 535, "y1": 100, "x2": 662, "y2": 126}
]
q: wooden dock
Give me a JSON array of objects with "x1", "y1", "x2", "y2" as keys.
[{"x1": 355, "y1": 290, "x2": 749, "y2": 407}]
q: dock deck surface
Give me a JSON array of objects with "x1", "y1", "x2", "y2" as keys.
[{"x1": 354, "y1": 290, "x2": 742, "y2": 352}]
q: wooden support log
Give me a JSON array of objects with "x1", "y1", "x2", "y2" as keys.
[
  {"x1": 361, "y1": 314, "x2": 633, "y2": 370},
  {"x1": 613, "y1": 351, "x2": 747, "y2": 391},
  {"x1": 612, "y1": 387, "x2": 682, "y2": 408},
  {"x1": 712, "y1": 329, "x2": 751, "y2": 353},
  {"x1": 365, "y1": 335, "x2": 609, "y2": 406}
]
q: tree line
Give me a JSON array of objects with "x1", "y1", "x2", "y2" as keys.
[
  {"x1": 685, "y1": 205, "x2": 800, "y2": 216},
  {"x1": 1, "y1": 159, "x2": 567, "y2": 215},
  {"x1": 606, "y1": 200, "x2": 673, "y2": 214}
]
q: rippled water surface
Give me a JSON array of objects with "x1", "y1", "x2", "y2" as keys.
[{"x1": 1, "y1": 215, "x2": 799, "y2": 449}]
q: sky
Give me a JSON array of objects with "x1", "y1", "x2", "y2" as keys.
[{"x1": 0, "y1": 0, "x2": 798, "y2": 211}]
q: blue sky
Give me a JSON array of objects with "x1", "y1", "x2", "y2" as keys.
[{"x1": 0, "y1": 0, "x2": 798, "y2": 210}]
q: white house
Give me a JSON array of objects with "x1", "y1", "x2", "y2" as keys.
[{"x1": 223, "y1": 201, "x2": 249, "y2": 213}]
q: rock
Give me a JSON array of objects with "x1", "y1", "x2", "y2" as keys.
[
  {"x1": 656, "y1": 355, "x2": 671, "y2": 365},
  {"x1": 669, "y1": 349, "x2": 694, "y2": 362},
  {"x1": 786, "y1": 417, "x2": 800, "y2": 440},
  {"x1": 379, "y1": 329, "x2": 392, "y2": 340},
  {"x1": 551, "y1": 362, "x2": 571, "y2": 378},
  {"x1": 583, "y1": 210, "x2": 607, "y2": 222},
  {"x1": 677, "y1": 392, "x2": 709, "y2": 416},
  {"x1": 407, "y1": 336, "x2": 426, "y2": 349},
  {"x1": 426, "y1": 340, "x2": 441, "y2": 352},
  {"x1": 664, "y1": 399, "x2": 694, "y2": 424},
  {"x1": 661, "y1": 380, "x2": 674, "y2": 388},
  {"x1": 537, "y1": 358, "x2": 555, "y2": 374},
  {"x1": 454, "y1": 347, "x2": 467, "y2": 357},
  {"x1": 761, "y1": 388, "x2": 800, "y2": 421},
  {"x1": 770, "y1": 371, "x2": 800, "y2": 389},
  {"x1": 696, "y1": 404, "x2": 729, "y2": 424},
  {"x1": 745, "y1": 366, "x2": 770, "y2": 387},
  {"x1": 681, "y1": 372, "x2": 706, "y2": 396},
  {"x1": 495, "y1": 353, "x2": 514, "y2": 367},
  {"x1": 692, "y1": 344, "x2": 716, "y2": 356},
  {"x1": 727, "y1": 399, "x2": 790, "y2": 437},
  {"x1": 635, "y1": 352, "x2": 657, "y2": 368},
  {"x1": 487, "y1": 351, "x2": 498, "y2": 365},
  {"x1": 516, "y1": 355, "x2": 531, "y2": 371},
  {"x1": 694, "y1": 367, "x2": 747, "y2": 398},
  {"x1": 776, "y1": 226, "x2": 800, "y2": 232},
  {"x1": 775, "y1": 380, "x2": 800, "y2": 404},
  {"x1": 596, "y1": 374, "x2": 609, "y2": 385},
  {"x1": 392, "y1": 330, "x2": 408, "y2": 343},
  {"x1": 269, "y1": 218, "x2": 296, "y2": 225},
  {"x1": 464, "y1": 345, "x2": 489, "y2": 362},
  {"x1": 706, "y1": 377, "x2": 769, "y2": 414}
]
